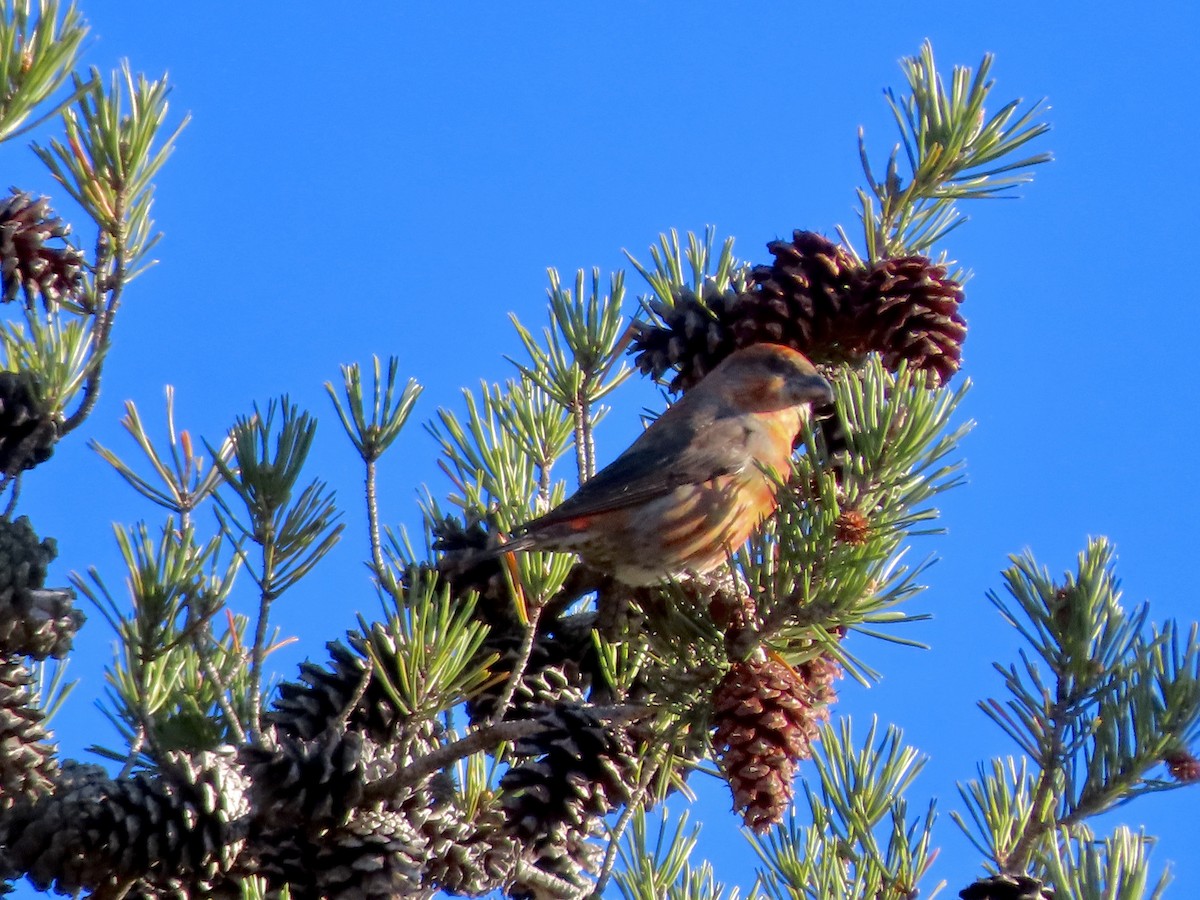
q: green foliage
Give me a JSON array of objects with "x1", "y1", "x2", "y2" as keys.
[
  {"x1": 239, "y1": 876, "x2": 291, "y2": 900},
  {"x1": 90, "y1": 387, "x2": 231, "y2": 519},
  {"x1": 1041, "y1": 827, "x2": 1171, "y2": 900},
  {"x1": 759, "y1": 358, "x2": 970, "y2": 669},
  {"x1": 0, "y1": 0, "x2": 88, "y2": 144},
  {"x1": 34, "y1": 63, "x2": 186, "y2": 282},
  {"x1": 855, "y1": 40, "x2": 1051, "y2": 263},
  {"x1": 429, "y1": 379, "x2": 560, "y2": 526},
  {"x1": 625, "y1": 226, "x2": 748, "y2": 315},
  {"x1": 326, "y1": 354, "x2": 424, "y2": 582},
  {"x1": 0, "y1": 305, "x2": 93, "y2": 417},
  {"x1": 509, "y1": 268, "x2": 631, "y2": 407},
  {"x1": 362, "y1": 566, "x2": 496, "y2": 720},
  {"x1": 327, "y1": 354, "x2": 422, "y2": 465},
  {"x1": 71, "y1": 519, "x2": 244, "y2": 760},
  {"x1": 953, "y1": 539, "x2": 1200, "y2": 891},
  {"x1": 213, "y1": 398, "x2": 343, "y2": 597},
  {"x1": 616, "y1": 808, "x2": 742, "y2": 900},
  {"x1": 508, "y1": 266, "x2": 632, "y2": 481},
  {"x1": 749, "y1": 720, "x2": 939, "y2": 900},
  {"x1": 27, "y1": 656, "x2": 72, "y2": 723},
  {"x1": 0, "y1": 1, "x2": 190, "y2": 499},
  {"x1": 495, "y1": 376, "x2": 575, "y2": 500}
]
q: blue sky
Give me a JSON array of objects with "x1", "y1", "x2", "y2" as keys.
[{"x1": 7, "y1": 2, "x2": 1200, "y2": 896}]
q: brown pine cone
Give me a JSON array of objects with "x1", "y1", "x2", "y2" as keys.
[
  {"x1": 0, "y1": 372, "x2": 57, "y2": 476},
  {"x1": 0, "y1": 190, "x2": 84, "y2": 310},
  {"x1": 0, "y1": 658, "x2": 58, "y2": 811},
  {"x1": 629, "y1": 282, "x2": 742, "y2": 392},
  {"x1": 850, "y1": 255, "x2": 966, "y2": 383},
  {"x1": 712, "y1": 654, "x2": 840, "y2": 831},
  {"x1": 737, "y1": 231, "x2": 866, "y2": 365}
]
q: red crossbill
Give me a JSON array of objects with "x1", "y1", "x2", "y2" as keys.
[{"x1": 495, "y1": 343, "x2": 834, "y2": 585}]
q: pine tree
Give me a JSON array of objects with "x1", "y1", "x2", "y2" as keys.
[{"x1": 0, "y1": 3, "x2": 1196, "y2": 899}]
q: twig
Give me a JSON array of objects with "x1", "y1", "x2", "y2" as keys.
[
  {"x1": 580, "y1": 391, "x2": 596, "y2": 480},
  {"x1": 117, "y1": 723, "x2": 147, "y2": 780},
  {"x1": 1003, "y1": 696, "x2": 1069, "y2": 872},
  {"x1": 572, "y1": 394, "x2": 589, "y2": 485},
  {"x1": 364, "y1": 457, "x2": 385, "y2": 581},
  {"x1": 757, "y1": 593, "x2": 838, "y2": 650},
  {"x1": 514, "y1": 859, "x2": 591, "y2": 900},
  {"x1": 537, "y1": 458, "x2": 552, "y2": 509},
  {"x1": 63, "y1": 201, "x2": 125, "y2": 436},
  {"x1": 488, "y1": 604, "x2": 543, "y2": 726},
  {"x1": 197, "y1": 645, "x2": 247, "y2": 745},
  {"x1": 593, "y1": 748, "x2": 662, "y2": 896},
  {"x1": 2, "y1": 473, "x2": 20, "y2": 518},
  {"x1": 247, "y1": 580, "x2": 275, "y2": 743},
  {"x1": 367, "y1": 705, "x2": 651, "y2": 801},
  {"x1": 367, "y1": 718, "x2": 546, "y2": 800},
  {"x1": 336, "y1": 655, "x2": 374, "y2": 733}
]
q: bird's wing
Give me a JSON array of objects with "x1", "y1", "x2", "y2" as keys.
[{"x1": 519, "y1": 414, "x2": 753, "y2": 531}]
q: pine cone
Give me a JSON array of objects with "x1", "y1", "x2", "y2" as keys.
[
  {"x1": 0, "y1": 190, "x2": 84, "y2": 310},
  {"x1": 501, "y1": 704, "x2": 634, "y2": 887},
  {"x1": 959, "y1": 873, "x2": 1055, "y2": 900},
  {"x1": 850, "y1": 255, "x2": 966, "y2": 383},
  {"x1": 2, "y1": 756, "x2": 244, "y2": 896},
  {"x1": 467, "y1": 649, "x2": 587, "y2": 725},
  {"x1": 629, "y1": 233, "x2": 866, "y2": 392},
  {"x1": 0, "y1": 516, "x2": 81, "y2": 659},
  {"x1": 629, "y1": 282, "x2": 742, "y2": 392},
  {"x1": 709, "y1": 584, "x2": 757, "y2": 633},
  {"x1": 0, "y1": 372, "x2": 57, "y2": 476},
  {"x1": 712, "y1": 655, "x2": 840, "y2": 832},
  {"x1": 461, "y1": 560, "x2": 606, "y2": 726},
  {"x1": 0, "y1": 658, "x2": 58, "y2": 811},
  {"x1": 309, "y1": 807, "x2": 426, "y2": 900},
  {"x1": 431, "y1": 512, "x2": 516, "y2": 620},
  {"x1": 240, "y1": 730, "x2": 365, "y2": 829},
  {"x1": 420, "y1": 789, "x2": 518, "y2": 896},
  {"x1": 508, "y1": 822, "x2": 602, "y2": 899},
  {"x1": 269, "y1": 633, "x2": 409, "y2": 741},
  {"x1": 158, "y1": 749, "x2": 250, "y2": 881},
  {"x1": 739, "y1": 231, "x2": 865, "y2": 364},
  {"x1": 465, "y1": 602, "x2": 601, "y2": 725},
  {"x1": 629, "y1": 232, "x2": 967, "y2": 395},
  {"x1": 256, "y1": 804, "x2": 427, "y2": 900}
]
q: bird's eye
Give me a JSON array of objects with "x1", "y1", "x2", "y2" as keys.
[{"x1": 766, "y1": 357, "x2": 794, "y2": 377}]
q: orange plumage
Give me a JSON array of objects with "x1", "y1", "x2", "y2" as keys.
[{"x1": 499, "y1": 343, "x2": 833, "y2": 585}]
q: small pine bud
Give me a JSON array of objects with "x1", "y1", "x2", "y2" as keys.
[
  {"x1": 834, "y1": 509, "x2": 870, "y2": 545},
  {"x1": 1164, "y1": 749, "x2": 1200, "y2": 783}
]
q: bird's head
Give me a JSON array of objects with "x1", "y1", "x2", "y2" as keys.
[{"x1": 702, "y1": 343, "x2": 834, "y2": 414}]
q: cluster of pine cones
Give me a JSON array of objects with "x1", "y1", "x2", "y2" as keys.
[{"x1": 630, "y1": 230, "x2": 965, "y2": 390}]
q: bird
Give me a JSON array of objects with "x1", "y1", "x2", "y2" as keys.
[{"x1": 491, "y1": 343, "x2": 834, "y2": 585}]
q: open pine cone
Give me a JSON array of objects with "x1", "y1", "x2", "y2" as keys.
[
  {"x1": 0, "y1": 190, "x2": 84, "y2": 310},
  {"x1": 711, "y1": 654, "x2": 840, "y2": 831}
]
